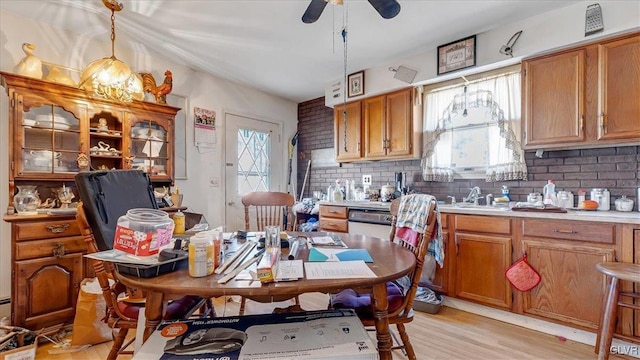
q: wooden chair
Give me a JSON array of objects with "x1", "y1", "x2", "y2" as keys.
[
  {"x1": 76, "y1": 203, "x2": 213, "y2": 359},
  {"x1": 241, "y1": 191, "x2": 295, "y2": 231},
  {"x1": 594, "y1": 262, "x2": 640, "y2": 360},
  {"x1": 330, "y1": 195, "x2": 438, "y2": 360},
  {"x1": 239, "y1": 191, "x2": 298, "y2": 315}
]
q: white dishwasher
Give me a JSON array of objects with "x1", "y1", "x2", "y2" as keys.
[{"x1": 347, "y1": 208, "x2": 393, "y2": 240}]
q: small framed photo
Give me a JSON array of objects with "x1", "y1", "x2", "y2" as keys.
[
  {"x1": 347, "y1": 70, "x2": 365, "y2": 98},
  {"x1": 437, "y1": 35, "x2": 476, "y2": 75}
]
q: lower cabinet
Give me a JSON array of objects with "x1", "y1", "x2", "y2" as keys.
[
  {"x1": 7, "y1": 216, "x2": 86, "y2": 330},
  {"x1": 318, "y1": 205, "x2": 348, "y2": 233},
  {"x1": 520, "y1": 219, "x2": 616, "y2": 330},
  {"x1": 453, "y1": 215, "x2": 513, "y2": 310},
  {"x1": 427, "y1": 214, "x2": 450, "y2": 294},
  {"x1": 521, "y1": 239, "x2": 614, "y2": 329},
  {"x1": 14, "y1": 253, "x2": 83, "y2": 329}
]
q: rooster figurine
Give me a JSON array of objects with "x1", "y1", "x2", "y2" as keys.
[{"x1": 139, "y1": 70, "x2": 172, "y2": 104}]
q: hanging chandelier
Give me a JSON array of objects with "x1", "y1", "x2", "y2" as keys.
[{"x1": 78, "y1": 0, "x2": 143, "y2": 102}]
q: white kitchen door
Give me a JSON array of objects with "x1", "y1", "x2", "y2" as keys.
[{"x1": 224, "y1": 113, "x2": 282, "y2": 232}]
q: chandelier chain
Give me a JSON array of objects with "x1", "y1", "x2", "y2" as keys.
[{"x1": 110, "y1": 9, "x2": 116, "y2": 58}]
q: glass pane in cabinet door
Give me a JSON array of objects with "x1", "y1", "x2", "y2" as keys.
[
  {"x1": 22, "y1": 105, "x2": 80, "y2": 173},
  {"x1": 130, "y1": 121, "x2": 167, "y2": 174}
]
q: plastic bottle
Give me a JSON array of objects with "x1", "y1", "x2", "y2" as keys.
[
  {"x1": 188, "y1": 232, "x2": 214, "y2": 277},
  {"x1": 543, "y1": 179, "x2": 557, "y2": 205},
  {"x1": 501, "y1": 185, "x2": 511, "y2": 201},
  {"x1": 173, "y1": 210, "x2": 185, "y2": 235}
]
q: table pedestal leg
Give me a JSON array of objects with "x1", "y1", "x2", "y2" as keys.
[
  {"x1": 143, "y1": 291, "x2": 164, "y2": 341},
  {"x1": 372, "y1": 282, "x2": 391, "y2": 359}
]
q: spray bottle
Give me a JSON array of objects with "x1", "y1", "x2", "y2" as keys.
[{"x1": 501, "y1": 185, "x2": 511, "y2": 201}]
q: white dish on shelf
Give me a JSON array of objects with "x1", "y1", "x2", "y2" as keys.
[{"x1": 23, "y1": 119, "x2": 39, "y2": 127}]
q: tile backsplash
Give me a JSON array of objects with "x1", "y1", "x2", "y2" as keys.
[{"x1": 297, "y1": 97, "x2": 639, "y2": 208}]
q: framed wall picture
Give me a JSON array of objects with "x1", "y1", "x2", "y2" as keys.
[
  {"x1": 347, "y1": 70, "x2": 365, "y2": 98},
  {"x1": 437, "y1": 35, "x2": 476, "y2": 75}
]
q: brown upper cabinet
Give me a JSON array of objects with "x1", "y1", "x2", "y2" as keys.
[
  {"x1": 522, "y1": 32, "x2": 640, "y2": 149},
  {"x1": 334, "y1": 88, "x2": 420, "y2": 162}
]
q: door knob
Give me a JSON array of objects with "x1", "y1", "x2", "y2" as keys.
[{"x1": 228, "y1": 201, "x2": 235, "y2": 206}]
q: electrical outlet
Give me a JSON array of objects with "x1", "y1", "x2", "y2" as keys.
[
  {"x1": 362, "y1": 175, "x2": 372, "y2": 186},
  {"x1": 209, "y1": 177, "x2": 219, "y2": 187}
]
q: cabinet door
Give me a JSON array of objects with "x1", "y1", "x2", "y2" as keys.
[
  {"x1": 523, "y1": 49, "x2": 586, "y2": 148},
  {"x1": 385, "y1": 88, "x2": 412, "y2": 157},
  {"x1": 334, "y1": 101, "x2": 362, "y2": 161},
  {"x1": 14, "y1": 253, "x2": 83, "y2": 329},
  {"x1": 129, "y1": 114, "x2": 173, "y2": 181},
  {"x1": 598, "y1": 35, "x2": 640, "y2": 141},
  {"x1": 454, "y1": 232, "x2": 512, "y2": 309},
  {"x1": 17, "y1": 99, "x2": 83, "y2": 177},
  {"x1": 363, "y1": 95, "x2": 386, "y2": 159},
  {"x1": 428, "y1": 229, "x2": 449, "y2": 294},
  {"x1": 521, "y1": 239, "x2": 614, "y2": 330}
]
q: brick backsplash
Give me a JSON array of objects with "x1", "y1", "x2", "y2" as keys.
[{"x1": 297, "y1": 97, "x2": 640, "y2": 208}]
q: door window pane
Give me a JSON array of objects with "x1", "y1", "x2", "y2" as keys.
[{"x1": 237, "y1": 129, "x2": 270, "y2": 195}]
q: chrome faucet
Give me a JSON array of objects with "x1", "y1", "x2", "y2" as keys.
[
  {"x1": 485, "y1": 194, "x2": 493, "y2": 207},
  {"x1": 463, "y1": 186, "x2": 482, "y2": 205}
]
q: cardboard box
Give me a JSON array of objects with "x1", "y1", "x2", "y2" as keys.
[
  {"x1": 256, "y1": 247, "x2": 280, "y2": 283},
  {"x1": 0, "y1": 335, "x2": 38, "y2": 360},
  {"x1": 134, "y1": 309, "x2": 378, "y2": 360}
]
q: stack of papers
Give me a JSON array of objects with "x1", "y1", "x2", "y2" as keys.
[{"x1": 309, "y1": 236, "x2": 347, "y2": 247}]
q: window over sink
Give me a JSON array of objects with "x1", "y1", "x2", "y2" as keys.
[{"x1": 421, "y1": 67, "x2": 527, "y2": 182}]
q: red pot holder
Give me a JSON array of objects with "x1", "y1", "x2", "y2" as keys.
[{"x1": 505, "y1": 254, "x2": 541, "y2": 291}]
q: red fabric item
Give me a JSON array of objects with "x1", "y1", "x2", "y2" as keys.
[
  {"x1": 395, "y1": 227, "x2": 419, "y2": 247},
  {"x1": 505, "y1": 254, "x2": 541, "y2": 292}
]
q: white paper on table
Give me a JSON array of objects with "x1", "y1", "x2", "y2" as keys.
[
  {"x1": 276, "y1": 260, "x2": 304, "y2": 281},
  {"x1": 304, "y1": 260, "x2": 376, "y2": 279}
]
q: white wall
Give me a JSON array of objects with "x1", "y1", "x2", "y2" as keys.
[
  {"x1": 326, "y1": 0, "x2": 640, "y2": 106},
  {"x1": 0, "y1": 10, "x2": 298, "y2": 312}
]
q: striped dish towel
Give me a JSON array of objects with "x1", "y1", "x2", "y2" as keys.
[{"x1": 395, "y1": 194, "x2": 444, "y2": 267}]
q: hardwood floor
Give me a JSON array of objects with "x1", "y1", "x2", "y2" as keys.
[{"x1": 35, "y1": 293, "x2": 616, "y2": 359}]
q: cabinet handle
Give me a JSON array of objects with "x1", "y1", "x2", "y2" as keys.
[
  {"x1": 580, "y1": 115, "x2": 585, "y2": 133},
  {"x1": 47, "y1": 224, "x2": 70, "y2": 234},
  {"x1": 600, "y1": 112, "x2": 606, "y2": 131},
  {"x1": 357, "y1": 142, "x2": 361, "y2": 152},
  {"x1": 52, "y1": 243, "x2": 66, "y2": 258},
  {"x1": 553, "y1": 229, "x2": 578, "y2": 234}
]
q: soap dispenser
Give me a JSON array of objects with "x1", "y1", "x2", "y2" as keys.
[{"x1": 501, "y1": 185, "x2": 511, "y2": 201}]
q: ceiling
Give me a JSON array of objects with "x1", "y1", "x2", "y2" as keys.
[{"x1": 1, "y1": 0, "x2": 580, "y2": 103}]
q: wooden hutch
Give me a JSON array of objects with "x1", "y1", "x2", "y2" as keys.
[{"x1": 1, "y1": 71, "x2": 179, "y2": 331}]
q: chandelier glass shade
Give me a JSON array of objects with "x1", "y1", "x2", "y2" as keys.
[{"x1": 79, "y1": 0, "x2": 143, "y2": 102}]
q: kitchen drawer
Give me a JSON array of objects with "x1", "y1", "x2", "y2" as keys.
[
  {"x1": 15, "y1": 236, "x2": 86, "y2": 261},
  {"x1": 319, "y1": 218, "x2": 349, "y2": 232},
  {"x1": 319, "y1": 205, "x2": 348, "y2": 219},
  {"x1": 14, "y1": 220, "x2": 80, "y2": 241},
  {"x1": 455, "y1": 215, "x2": 511, "y2": 235},
  {"x1": 522, "y1": 219, "x2": 615, "y2": 244}
]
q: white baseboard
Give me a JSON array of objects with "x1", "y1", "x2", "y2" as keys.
[{"x1": 443, "y1": 298, "x2": 639, "y2": 358}]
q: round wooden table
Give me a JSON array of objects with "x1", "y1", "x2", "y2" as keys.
[{"x1": 117, "y1": 233, "x2": 416, "y2": 360}]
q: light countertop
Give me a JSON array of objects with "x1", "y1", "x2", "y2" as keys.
[{"x1": 319, "y1": 201, "x2": 640, "y2": 225}]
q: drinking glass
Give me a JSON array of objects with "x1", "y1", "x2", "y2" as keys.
[{"x1": 265, "y1": 225, "x2": 281, "y2": 252}]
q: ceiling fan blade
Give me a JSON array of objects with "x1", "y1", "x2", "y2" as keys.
[
  {"x1": 302, "y1": 0, "x2": 328, "y2": 24},
  {"x1": 367, "y1": 0, "x2": 401, "y2": 19}
]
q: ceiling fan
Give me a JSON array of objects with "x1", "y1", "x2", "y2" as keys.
[{"x1": 302, "y1": 0, "x2": 401, "y2": 24}]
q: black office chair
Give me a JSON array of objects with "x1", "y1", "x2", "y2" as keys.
[{"x1": 74, "y1": 170, "x2": 213, "y2": 359}]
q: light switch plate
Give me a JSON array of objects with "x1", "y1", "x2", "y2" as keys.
[{"x1": 362, "y1": 175, "x2": 372, "y2": 186}]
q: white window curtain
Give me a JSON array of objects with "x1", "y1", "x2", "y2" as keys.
[{"x1": 421, "y1": 71, "x2": 527, "y2": 182}]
